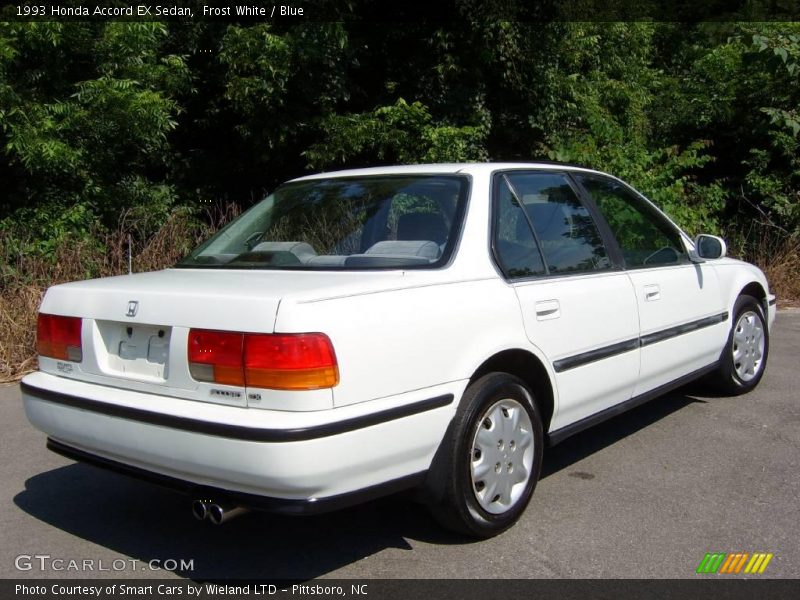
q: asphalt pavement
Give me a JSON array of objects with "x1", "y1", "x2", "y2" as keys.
[{"x1": 1, "y1": 311, "x2": 798, "y2": 580}]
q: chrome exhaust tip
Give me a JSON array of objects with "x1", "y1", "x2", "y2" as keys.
[
  {"x1": 208, "y1": 502, "x2": 249, "y2": 525},
  {"x1": 191, "y1": 500, "x2": 209, "y2": 521}
]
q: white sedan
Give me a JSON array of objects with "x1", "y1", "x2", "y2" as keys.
[{"x1": 22, "y1": 163, "x2": 775, "y2": 537}]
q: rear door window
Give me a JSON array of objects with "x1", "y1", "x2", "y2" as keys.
[
  {"x1": 492, "y1": 177, "x2": 547, "y2": 278},
  {"x1": 496, "y1": 172, "x2": 612, "y2": 276}
]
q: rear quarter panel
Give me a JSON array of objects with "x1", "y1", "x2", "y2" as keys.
[{"x1": 274, "y1": 277, "x2": 553, "y2": 408}]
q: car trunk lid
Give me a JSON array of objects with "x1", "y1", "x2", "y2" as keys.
[{"x1": 37, "y1": 268, "x2": 406, "y2": 408}]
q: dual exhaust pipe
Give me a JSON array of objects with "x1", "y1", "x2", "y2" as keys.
[{"x1": 192, "y1": 499, "x2": 249, "y2": 525}]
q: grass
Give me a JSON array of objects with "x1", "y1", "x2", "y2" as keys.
[
  {"x1": 727, "y1": 222, "x2": 800, "y2": 308},
  {"x1": 1, "y1": 212, "x2": 798, "y2": 383},
  {"x1": 758, "y1": 241, "x2": 800, "y2": 308}
]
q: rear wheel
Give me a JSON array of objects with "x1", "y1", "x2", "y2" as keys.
[
  {"x1": 427, "y1": 372, "x2": 543, "y2": 538},
  {"x1": 707, "y1": 294, "x2": 769, "y2": 395}
]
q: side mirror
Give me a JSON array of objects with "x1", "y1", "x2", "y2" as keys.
[{"x1": 694, "y1": 234, "x2": 727, "y2": 260}]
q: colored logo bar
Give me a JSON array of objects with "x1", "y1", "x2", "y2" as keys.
[{"x1": 696, "y1": 552, "x2": 773, "y2": 574}]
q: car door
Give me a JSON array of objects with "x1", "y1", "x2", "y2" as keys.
[
  {"x1": 573, "y1": 174, "x2": 727, "y2": 396},
  {"x1": 492, "y1": 171, "x2": 640, "y2": 432}
]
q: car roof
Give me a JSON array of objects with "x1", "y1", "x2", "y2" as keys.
[{"x1": 288, "y1": 162, "x2": 605, "y2": 182}]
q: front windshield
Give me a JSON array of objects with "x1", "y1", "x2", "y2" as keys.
[{"x1": 177, "y1": 175, "x2": 470, "y2": 270}]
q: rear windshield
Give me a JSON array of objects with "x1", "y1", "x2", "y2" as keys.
[{"x1": 177, "y1": 175, "x2": 470, "y2": 270}]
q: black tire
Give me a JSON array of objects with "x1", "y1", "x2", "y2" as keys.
[
  {"x1": 426, "y1": 372, "x2": 543, "y2": 538},
  {"x1": 707, "y1": 294, "x2": 769, "y2": 395}
]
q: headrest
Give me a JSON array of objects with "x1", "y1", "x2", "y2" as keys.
[{"x1": 397, "y1": 213, "x2": 448, "y2": 245}]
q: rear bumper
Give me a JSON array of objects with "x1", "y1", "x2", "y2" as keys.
[
  {"x1": 46, "y1": 438, "x2": 425, "y2": 515},
  {"x1": 767, "y1": 294, "x2": 777, "y2": 331},
  {"x1": 22, "y1": 372, "x2": 461, "y2": 503}
]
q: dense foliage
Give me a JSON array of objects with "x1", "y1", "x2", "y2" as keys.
[{"x1": 0, "y1": 17, "x2": 798, "y2": 259}]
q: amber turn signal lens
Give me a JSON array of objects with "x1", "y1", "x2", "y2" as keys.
[{"x1": 187, "y1": 329, "x2": 339, "y2": 390}]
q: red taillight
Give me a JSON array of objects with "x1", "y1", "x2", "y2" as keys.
[
  {"x1": 187, "y1": 330, "x2": 338, "y2": 391},
  {"x1": 245, "y1": 333, "x2": 339, "y2": 390},
  {"x1": 188, "y1": 330, "x2": 245, "y2": 386},
  {"x1": 37, "y1": 314, "x2": 83, "y2": 362}
]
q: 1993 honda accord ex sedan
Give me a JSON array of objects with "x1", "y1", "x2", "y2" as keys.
[{"x1": 22, "y1": 163, "x2": 776, "y2": 537}]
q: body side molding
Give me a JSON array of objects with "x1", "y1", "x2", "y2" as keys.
[{"x1": 553, "y1": 311, "x2": 729, "y2": 373}]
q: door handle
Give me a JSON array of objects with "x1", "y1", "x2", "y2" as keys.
[
  {"x1": 644, "y1": 284, "x2": 661, "y2": 302},
  {"x1": 535, "y1": 299, "x2": 561, "y2": 320}
]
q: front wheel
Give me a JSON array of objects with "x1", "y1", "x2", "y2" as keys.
[
  {"x1": 707, "y1": 294, "x2": 769, "y2": 395},
  {"x1": 427, "y1": 372, "x2": 543, "y2": 538}
]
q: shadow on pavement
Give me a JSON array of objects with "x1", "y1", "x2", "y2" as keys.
[
  {"x1": 13, "y1": 389, "x2": 707, "y2": 580},
  {"x1": 542, "y1": 390, "x2": 707, "y2": 478},
  {"x1": 14, "y1": 464, "x2": 438, "y2": 580}
]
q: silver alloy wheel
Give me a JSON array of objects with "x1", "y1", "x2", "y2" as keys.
[
  {"x1": 470, "y1": 398, "x2": 534, "y2": 514},
  {"x1": 733, "y1": 310, "x2": 765, "y2": 382}
]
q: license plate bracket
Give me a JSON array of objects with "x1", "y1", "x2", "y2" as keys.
[{"x1": 97, "y1": 321, "x2": 172, "y2": 381}]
